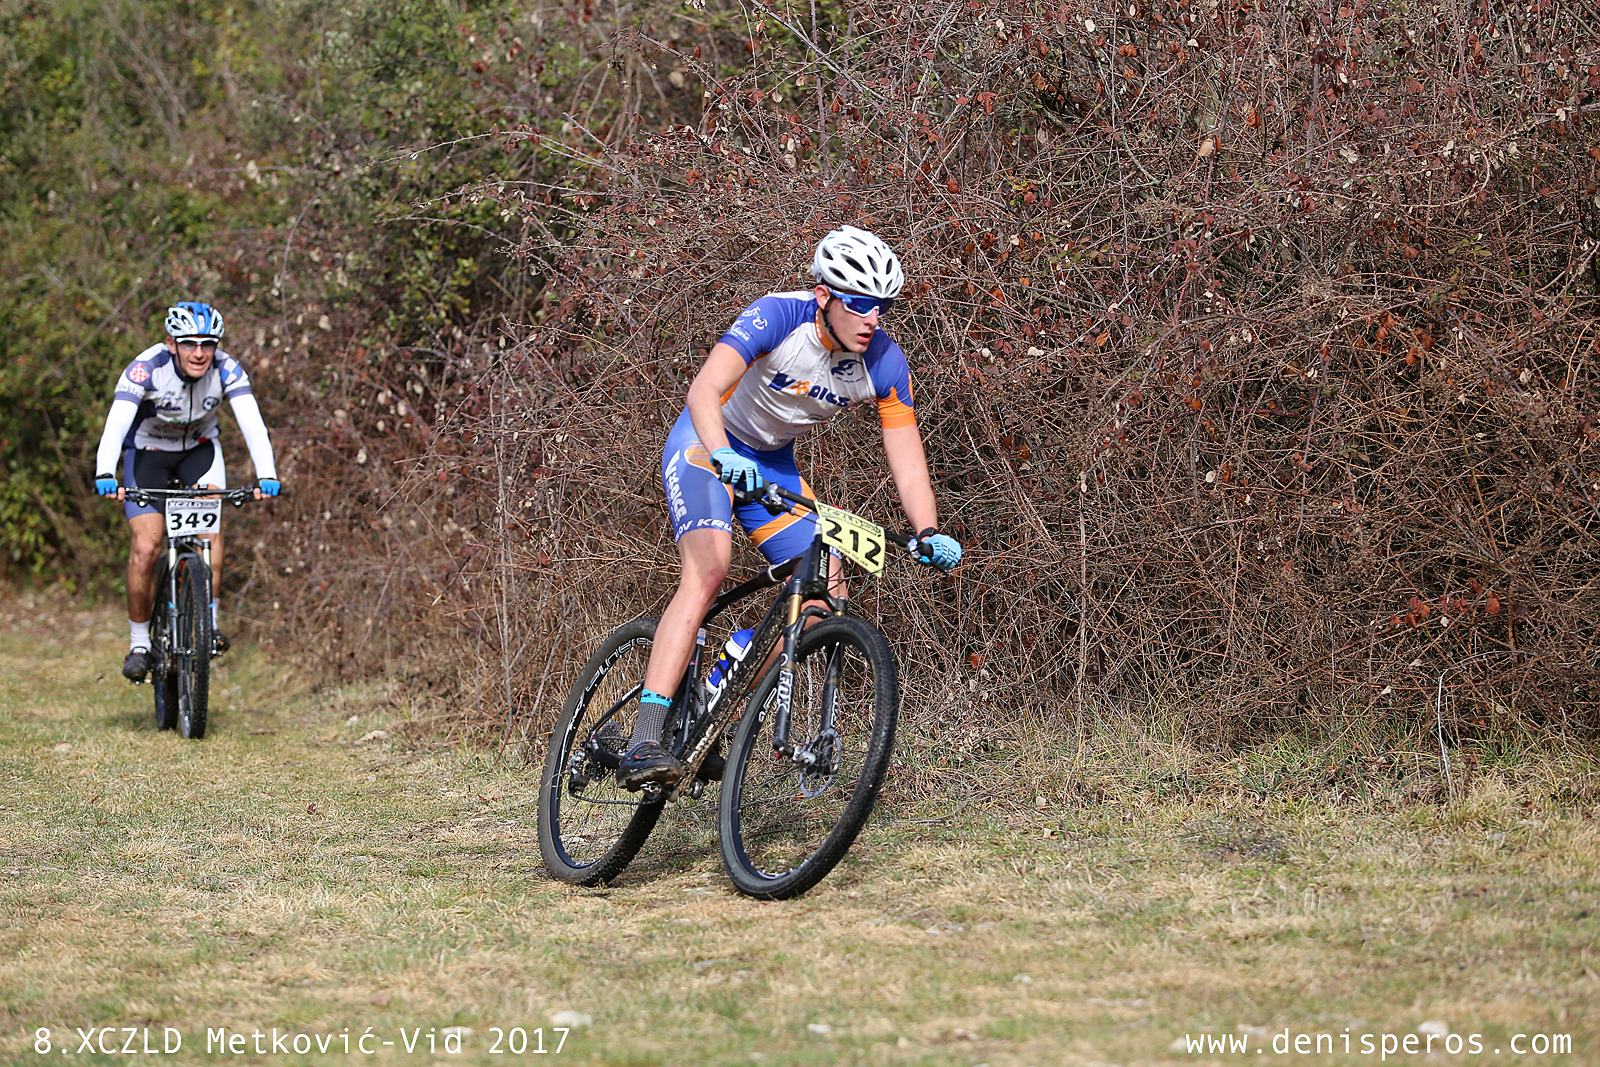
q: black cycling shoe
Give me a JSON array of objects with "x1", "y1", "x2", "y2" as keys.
[
  {"x1": 212, "y1": 631, "x2": 230, "y2": 656},
  {"x1": 615, "y1": 741, "x2": 683, "y2": 792},
  {"x1": 121, "y1": 647, "x2": 150, "y2": 683}
]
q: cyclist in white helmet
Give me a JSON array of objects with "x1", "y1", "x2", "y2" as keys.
[
  {"x1": 92, "y1": 302, "x2": 282, "y2": 682},
  {"x1": 618, "y1": 226, "x2": 963, "y2": 790}
]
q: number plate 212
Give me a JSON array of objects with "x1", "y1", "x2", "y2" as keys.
[
  {"x1": 816, "y1": 502, "x2": 885, "y2": 574},
  {"x1": 165, "y1": 498, "x2": 221, "y2": 537}
]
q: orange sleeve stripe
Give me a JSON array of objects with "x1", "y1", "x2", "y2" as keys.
[{"x1": 877, "y1": 386, "x2": 917, "y2": 430}]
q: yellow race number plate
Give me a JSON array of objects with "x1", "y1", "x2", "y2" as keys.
[{"x1": 816, "y1": 502, "x2": 887, "y2": 574}]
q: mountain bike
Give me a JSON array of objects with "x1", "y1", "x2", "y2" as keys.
[
  {"x1": 538, "y1": 484, "x2": 939, "y2": 899},
  {"x1": 124, "y1": 486, "x2": 254, "y2": 740}
]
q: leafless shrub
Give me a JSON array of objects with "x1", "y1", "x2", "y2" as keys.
[{"x1": 253, "y1": 0, "x2": 1600, "y2": 756}]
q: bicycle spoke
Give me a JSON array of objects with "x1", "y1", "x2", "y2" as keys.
[
  {"x1": 720, "y1": 616, "x2": 897, "y2": 898},
  {"x1": 538, "y1": 620, "x2": 667, "y2": 884}
]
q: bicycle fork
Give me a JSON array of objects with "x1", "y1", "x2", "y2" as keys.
[{"x1": 767, "y1": 551, "x2": 843, "y2": 772}]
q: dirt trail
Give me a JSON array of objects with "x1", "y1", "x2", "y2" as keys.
[{"x1": 3, "y1": 598, "x2": 1597, "y2": 1066}]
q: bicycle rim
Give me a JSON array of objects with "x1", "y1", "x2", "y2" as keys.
[
  {"x1": 538, "y1": 618, "x2": 665, "y2": 885},
  {"x1": 176, "y1": 556, "x2": 211, "y2": 740},
  {"x1": 718, "y1": 614, "x2": 898, "y2": 899}
]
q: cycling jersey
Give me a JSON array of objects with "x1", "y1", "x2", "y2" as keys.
[
  {"x1": 95, "y1": 343, "x2": 278, "y2": 487},
  {"x1": 715, "y1": 291, "x2": 916, "y2": 449},
  {"x1": 660, "y1": 292, "x2": 918, "y2": 562}
]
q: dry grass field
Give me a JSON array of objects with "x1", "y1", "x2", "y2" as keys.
[{"x1": 1, "y1": 593, "x2": 1597, "y2": 1066}]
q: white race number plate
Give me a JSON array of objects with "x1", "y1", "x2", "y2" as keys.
[
  {"x1": 816, "y1": 501, "x2": 886, "y2": 575},
  {"x1": 165, "y1": 498, "x2": 221, "y2": 537}
]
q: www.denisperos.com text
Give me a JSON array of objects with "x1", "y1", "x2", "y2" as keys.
[{"x1": 1177, "y1": 1029, "x2": 1573, "y2": 1058}]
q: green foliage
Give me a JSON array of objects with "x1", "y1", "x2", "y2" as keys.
[{"x1": 0, "y1": 0, "x2": 541, "y2": 581}]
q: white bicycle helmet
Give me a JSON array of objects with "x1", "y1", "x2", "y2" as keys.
[
  {"x1": 811, "y1": 226, "x2": 905, "y2": 299},
  {"x1": 165, "y1": 301, "x2": 225, "y2": 339}
]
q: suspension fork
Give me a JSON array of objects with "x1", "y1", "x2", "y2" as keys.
[
  {"x1": 165, "y1": 537, "x2": 180, "y2": 657},
  {"x1": 769, "y1": 533, "x2": 830, "y2": 762}
]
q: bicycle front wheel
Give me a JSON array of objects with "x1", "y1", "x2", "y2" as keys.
[
  {"x1": 175, "y1": 554, "x2": 212, "y2": 740},
  {"x1": 150, "y1": 559, "x2": 178, "y2": 732},
  {"x1": 538, "y1": 617, "x2": 666, "y2": 886},
  {"x1": 718, "y1": 614, "x2": 898, "y2": 899}
]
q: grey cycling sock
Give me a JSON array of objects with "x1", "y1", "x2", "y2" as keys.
[{"x1": 627, "y1": 688, "x2": 673, "y2": 748}]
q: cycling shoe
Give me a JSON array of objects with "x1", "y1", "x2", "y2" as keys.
[
  {"x1": 615, "y1": 741, "x2": 683, "y2": 792},
  {"x1": 212, "y1": 631, "x2": 230, "y2": 656},
  {"x1": 121, "y1": 647, "x2": 150, "y2": 683}
]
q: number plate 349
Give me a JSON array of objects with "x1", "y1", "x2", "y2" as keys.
[{"x1": 165, "y1": 498, "x2": 221, "y2": 537}]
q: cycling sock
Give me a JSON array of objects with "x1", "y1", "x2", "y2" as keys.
[
  {"x1": 129, "y1": 619, "x2": 150, "y2": 651},
  {"x1": 211, "y1": 599, "x2": 220, "y2": 627},
  {"x1": 628, "y1": 688, "x2": 674, "y2": 747}
]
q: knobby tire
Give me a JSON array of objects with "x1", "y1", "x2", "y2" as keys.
[
  {"x1": 538, "y1": 617, "x2": 666, "y2": 886},
  {"x1": 150, "y1": 558, "x2": 179, "y2": 731},
  {"x1": 176, "y1": 555, "x2": 212, "y2": 740},
  {"x1": 718, "y1": 613, "x2": 898, "y2": 899}
]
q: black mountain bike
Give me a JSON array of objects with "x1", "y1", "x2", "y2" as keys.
[
  {"x1": 539, "y1": 484, "x2": 939, "y2": 899},
  {"x1": 124, "y1": 486, "x2": 254, "y2": 740}
]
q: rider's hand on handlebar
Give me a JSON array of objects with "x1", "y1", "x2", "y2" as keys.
[
  {"x1": 95, "y1": 474, "x2": 119, "y2": 498},
  {"x1": 257, "y1": 478, "x2": 281, "y2": 500},
  {"x1": 710, "y1": 448, "x2": 765, "y2": 493},
  {"x1": 913, "y1": 528, "x2": 962, "y2": 572}
]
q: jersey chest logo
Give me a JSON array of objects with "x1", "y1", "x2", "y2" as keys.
[{"x1": 767, "y1": 370, "x2": 850, "y2": 409}]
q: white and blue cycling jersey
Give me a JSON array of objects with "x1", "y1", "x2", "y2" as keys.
[
  {"x1": 716, "y1": 290, "x2": 916, "y2": 449},
  {"x1": 94, "y1": 343, "x2": 278, "y2": 514},
  {"x1": 662, "y1": 291, "x2": 917, "y2": 563}
]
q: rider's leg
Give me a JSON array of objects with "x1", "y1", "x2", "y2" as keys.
[
  {"x1": 121, "y1": 511, "x2": 164, "y2": 680},
  {"x1": 630, "y1": 526, "x2": 732, "y2": 746},
  {"x1": 126, "y1": 513, "x2": 165, "y2": 628},
  {"x1": 191, "y1": 443, "x2": 227, "y2": 641}
]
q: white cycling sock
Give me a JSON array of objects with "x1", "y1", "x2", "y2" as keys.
[
  {"x1": 129, "y1": 619, "x2": 150, "y2": 651},
  {"x1": 211, "y1": 599, "x2": 220, "y2": 628}
]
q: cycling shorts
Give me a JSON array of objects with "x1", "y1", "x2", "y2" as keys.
[
  {"x1": 661, "y1": 408, "x2": 822, "y2": 566},
  {"x1": 122, "y1": 441, "x2": 225, "y2": 521}
]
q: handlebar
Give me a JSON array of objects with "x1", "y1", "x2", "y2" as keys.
[
  {"x1": 728, "y1": 480, "x2": 931, "y2": 562},
  {"x1": 122, "y1": 486, "x2": 257, "y2": 508}
]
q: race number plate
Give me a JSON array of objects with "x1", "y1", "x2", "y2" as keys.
[
  {"x1": 816, "y1": 502, "x2": 886, "y2": 575},
  {"x1": 165, "y1": 498, "x2": 221, "y2": 537}
]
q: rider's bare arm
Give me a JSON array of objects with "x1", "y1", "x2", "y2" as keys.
[
  {"x1": 882, "y1": 422, "x2": 938, "y2": 534},
  {"x1": 685, "y1": 343, "x2": 749, "y2": 455}
]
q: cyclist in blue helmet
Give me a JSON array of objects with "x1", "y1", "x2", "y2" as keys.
[
  {"x1": 93, "y1": 302, "x2": 283, "y2": 682},
  {"x1": 616, "y1": 226, "x2": 963, "y2": 790}
]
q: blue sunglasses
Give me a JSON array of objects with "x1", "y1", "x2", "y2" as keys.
[{"x1": 828, "y1": 289, "x2": 894, "y2": 317}]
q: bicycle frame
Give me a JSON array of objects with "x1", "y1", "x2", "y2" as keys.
[
  {"x1": 125, "y1": 487, "x2": 253, "y2": 663},
  {"x1": 575, "y1": 484, "x2": 913, "y2": 801}
]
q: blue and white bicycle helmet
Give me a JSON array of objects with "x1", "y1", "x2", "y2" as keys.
[
  {"x1": 165, "y1": 301, "x2": 226, "y2": 339},
  {"x1": 811, "y1": 226, "x2": 904, "y2": 299}
]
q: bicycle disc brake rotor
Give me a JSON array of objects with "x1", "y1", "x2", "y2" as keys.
[{"x1": 797, "y1": 728, "x2": 840, "y2": 797}]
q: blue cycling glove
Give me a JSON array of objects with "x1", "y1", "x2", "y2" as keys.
[
  {"x1": 258, "y1": 479, "x2": 281, "y2": 497},
  {"x1": 915, "y1": 528, "x2": 962, "y2": 572},
  {"x1": 709, "y1": 447, "x2": 765, "y2": 493},
  {"x1": 95, "y1": 474, "x2": 118, "y2": 497}
]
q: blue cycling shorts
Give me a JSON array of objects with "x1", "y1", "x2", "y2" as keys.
[{"x1": 661, "y1": 408, "x2": 821, "y2": 566}]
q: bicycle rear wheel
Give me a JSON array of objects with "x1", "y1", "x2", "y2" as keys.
[
  {"x1": 718, "y1": 613, "x2": 898, "y2": 899},
  {"x1": 150, "y1": 559, "x2": 178, "y2": 731},
  {"x1": 175, "y1": 554, "x2": 212, "y2": 740},
  {"x1": 538, "y1": 617, "x2": 667, "y2": 886}
]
